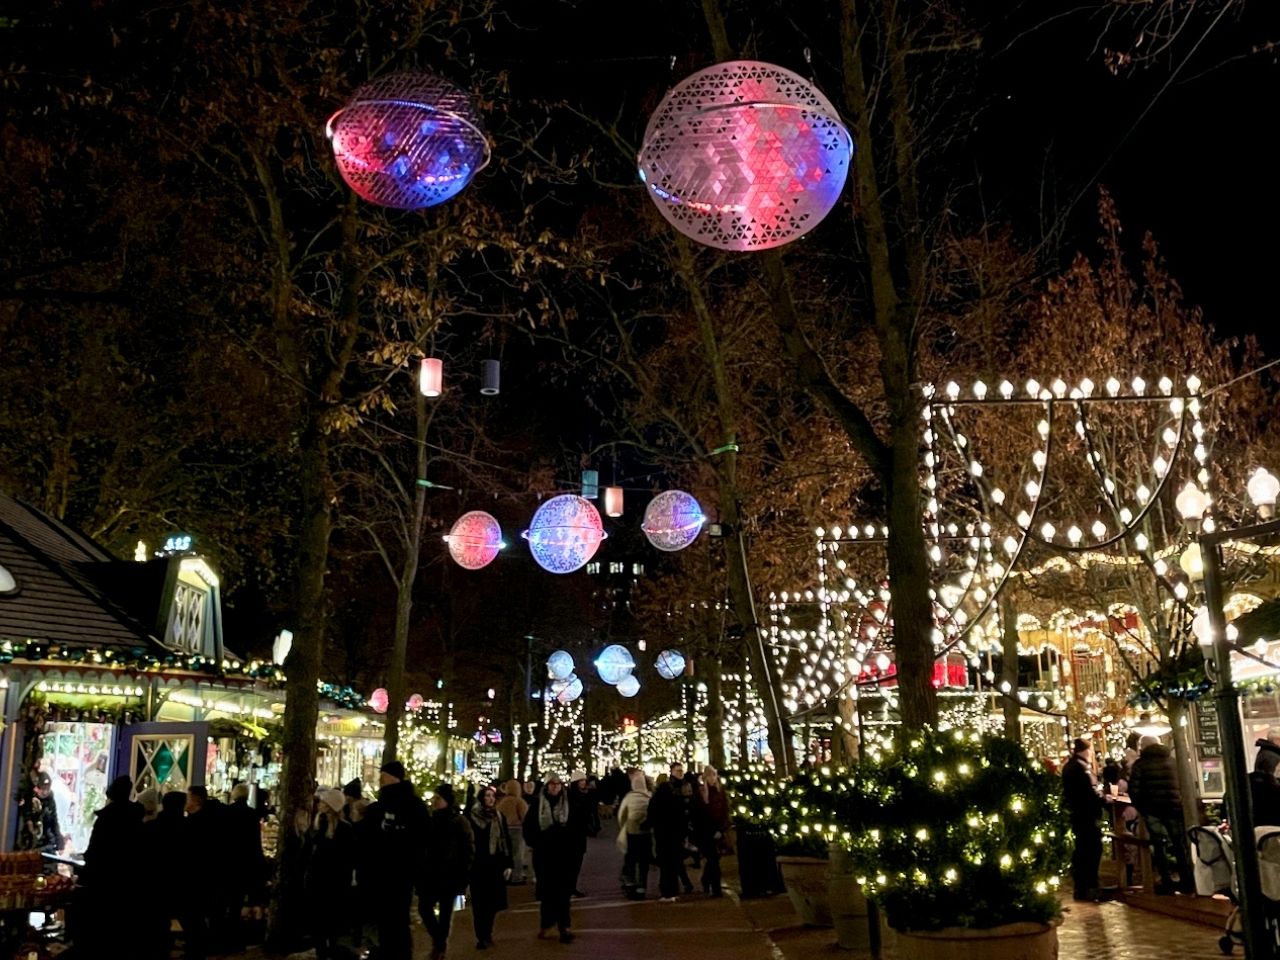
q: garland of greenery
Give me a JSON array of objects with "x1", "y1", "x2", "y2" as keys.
[{"x1": 0, "y1": 638, "x2": 368, "y2": 710}]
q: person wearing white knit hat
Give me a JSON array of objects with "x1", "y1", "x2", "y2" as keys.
[{"x1": 305, "y1": 787, "x2": 357, "y2": 959}]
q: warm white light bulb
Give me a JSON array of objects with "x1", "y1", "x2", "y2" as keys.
[
  {"x1": 999, "y1": 380, "x2": 1014, "y2": 399},
  {"x1": 1106, "y1": 378, "x2": 1121, "y2": 397},
  {"x1": 1092, "y1": 520, "x2": 1107, "y2": 539},
  {"x1": 1132, "y1": 377, "x2": 1146, "y2": 395},
  {"x1": 1040, "y1": 522, "x2": 1056, "y2": 540},
  {"x1": 973, "y1": 381, "x2": 988, "y2": 399},
  {"x1": 1026, "y1": 379, "x2": 1040, "y2": 397}
]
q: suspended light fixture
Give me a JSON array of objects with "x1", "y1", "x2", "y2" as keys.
[
  {"x1": 1248, "y1": 468, "x2": 1280, "y2": 518},
  {"x1": 655, "y1": 649, "x2": 686, "y2": 680},
  {"x1": 420, "y1": 357, "x2": 444, "y2": 397},
  {"x1": 616, "y1": 674, "x2": 641, "y2": 698},
  {"x1": 443, "y1": 511, "x2": 504, "y2": 570},
  {"x1": 604, "y1": 486, "x2": 624, "y2": 518},
  {"x1": 637, "y1": 61, "x2": 852, "y2": 251},
  {"x1": 480, "y1": 359, "x2": 501, "y2": 396},
  {"x1": 595, "y1": 644, "x2": 636, "y2": 684},
  {"x1": 326, "y1": 70, "x2": 489, "y2": 210},
  {"x1": 580, "y1": 470, "x2": 599, "y2": 499},
  {"x1": 641, "y1": 490, "x2": 705, "y2": 552},
  {"x1": 523, "y1": 495, "x2": 607, "y2": 574},
  {"x1": 546, "y1": 650, "x2": 575, "y2": 681},
  {"x1": 368, "y1": 688, "x2": 389, "y2": 713}
]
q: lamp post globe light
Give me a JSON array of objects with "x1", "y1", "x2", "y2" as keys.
[{"x1": 1178, "y1": 471, "x2": 1280, "y2": 959}]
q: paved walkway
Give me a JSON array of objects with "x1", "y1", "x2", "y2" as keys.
[{"x1": 216, "y1": 828, "x2": 1243, "y2": 959}]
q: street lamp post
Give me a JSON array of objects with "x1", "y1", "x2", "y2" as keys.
[{"x1": 1180, "y1": 469, "x2": 1280, "y2": 960}]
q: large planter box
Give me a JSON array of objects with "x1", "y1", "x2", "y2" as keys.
[
  {"x1": 894, "y1": 922, "x2": 1058, "y2": 960},
  {"x1": 776, "y1": 855, "x2": 833, "y2": 927},
  {"x1": 828, "y1": 846, "x2": 870, "y2": 950}
]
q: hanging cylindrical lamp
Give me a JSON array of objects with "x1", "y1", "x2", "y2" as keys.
[
  {"x1": 604, "y1": 486, "x2": 624, "y2": 517},
  {"x1": 419, "y1": 357, "x2": 443, "y2": 397},
  {"x1": 480, "y1": 359, "x2": 500, "y2": 396},
  {"x1": 581, "y1": 469, "x2": 599, "y2": 499}
]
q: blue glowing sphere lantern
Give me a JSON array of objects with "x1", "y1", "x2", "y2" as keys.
[
  {"x1": 524, "y1": 494, "x2": 607, "y2": 574},
  {"x1": 595, "y1": 644, "x2": 636, "y2": 685},
  {"x1": 552, "y1": 674, "x2": 584, "y2": 704},
  {"x1": 616, "y1": 674, "x2": 641, "y2": 698},
  {"x1": 637, "y1": 61, "x2": 852, "y2": 251},
  {"x1": 326, "y1": 71, "x2": 490, "y2": 210},
  {"x1": 655, "y1": 649, "x2": 687, "y2": 680},
  {"x1": 546, "y1": 650, "x2": 575, "y2": 682},
  {"x1": 641, "y1": 490, "x2": 706, "y2": 552},
  {"x1": 443, "y1": 510, "x2": 503, "y2": 571}
]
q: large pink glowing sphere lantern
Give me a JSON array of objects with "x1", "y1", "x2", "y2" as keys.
[
  {"x1": 523, "y1": 494, "x2": 607, "y2": 574},
  {"x1": 326, "y1": 71, "x2": 490, "y2": 210},
  {"x1": 637, "y1": 61, "x2": 852, "y2": 251},
  {"x1": 407, "y1": 693, "x2": 425, "y2": 713},
  {"x1": 369, "y1": 688, "x2": 389, "y2": 714},
  {"x1": 443, "y1": 510, "x2": 504, "y2": 570},
  {"x1": 641, "y1": 490, "x2": 706, "y2": 552}
]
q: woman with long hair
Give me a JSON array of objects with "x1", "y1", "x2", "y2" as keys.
[
  {"x1": 304, "y1": 789, "x2": 357, "y2": 960},
  {"x1": 468, "y1": 784, "x2": 513, "y2": 949},
  {"x1": 693, "y1": 766, "x2": 730, "y2": 897}
]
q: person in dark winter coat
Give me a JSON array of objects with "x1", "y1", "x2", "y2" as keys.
[
  {"x1": 1128, "y1": 735, "x2": 1192, "y2": 893},
  {"x1": 693, "y1": 766, "x2": 730, "y2": 897},
  {"x1": 523, "y1": 773, "x2": 576, "y2": 943},
  {"x1": 78, "y1": 776, "x2": 144, "y2": 955},
  {"x1": 646, "y1": 775, "x2": 686, "y2": 901},
  {"x1": 668, "y1": 763, "x2": 697, "y2": 891},
  {"x1": 1061, "y1": 738, "x2": 1104, "y2": 901},
  {"x1": 1252, "y1": 739, "x2": 1280, "y2": 828},
  {"x1": 468, "y1": 785, "x2": 513, "y2": 949},
  {"x1": 420, "y1": 783, "x2": 475, "y2": 960},
  {"x1": 142, "y1": 791, "x2": 188, "y2": 960},
  {"x1": 566, "y1": 771, "x2": 599, "y2": 897},
  {"x1": 179, "y1": 786, "x2": 224, "y2": 959},
  {"x1": 361, "y1": 761, "x2": 429, "y2": 960},
  {"x1": 304, "y1": 789, "x2": 357, "y2": 960},
  {"x1": 222, "y1": 782, "x2": 266, "y2": 949}
]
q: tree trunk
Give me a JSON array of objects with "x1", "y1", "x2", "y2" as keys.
[
  {"x1": 382, "y1": 391, "x2": 429, "y2": 765},
  {"x1": 266, "y1": 425, "x2": 330, "y2": 950},
  {"x1": 704, "y1": 655, "x2": 727, "y2": 769},
  {"x1": 884, "y1": 405, "x2": 937, "y2": 729},
  {"x1": 1000, "y1": 598, "x2": 1023, "y2": 740},
  {"x1": 1167, "y1": 698, "x2": 1203, "y2": 827}
]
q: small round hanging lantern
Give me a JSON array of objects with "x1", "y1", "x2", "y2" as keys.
[
  {"x1": 604, "y1": 486, "x2": 624, "y2": 518},
  {"x1": 443, "y1": 510, "x2": 503, "y2": 570},
  {"x1": 616, "y1": 674, "x2": 641, "y2": 698},
  {"x1": 642, "y1": 490, "x2": 706, "y2": 552},
  {"x1": 369, "y1": 688, "x2": 389, "y2": 714},
  {"x1": 420, "y1": 357, "x2": 444, "y2": 397},
  {"x1": 595, "y1": 644, "x2": 636, "y2": 684},
  {"x1": 552, "y1": 674, "x2": 584, "y2": 703},
  {"x1": 547, "y1": 650, "x2": 575, "y2": 681},
  {"x1": 326, "y1": 71, "x2": 490, "y2": 210},
  {"x1": 523, "y1": 494, "x2": 607, "y2": 574},
  {"x1": 654, "y1": 649, "x2": 687, "y2": 680},
  {"x1": 407, "y1": 693, "x2": 425, "y2": 712},
  {"x1": 637, "y1": 61, "x2": 853, "y2": 251}
]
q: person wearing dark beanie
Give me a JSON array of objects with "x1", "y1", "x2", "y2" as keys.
[
  {"x1": 419, "y1": 783, "x2": 474, "y2": 959},
  {"x1": 362, "y1": 758, "x2": 428, "y2": 960}
]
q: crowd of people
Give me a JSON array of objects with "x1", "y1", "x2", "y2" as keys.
[
  {"x1": 68, "y1": 777, "x2": 267, "y2": 960},
  {"x1": 613, "y1": 762, "x2": 731, "y2": 902},
  {"x1": 59, "y1": 757, "x2": 730, "y2": 960},
  {"x1": 1062, "y1": 730, "x2": 1280, "y2": 901}
]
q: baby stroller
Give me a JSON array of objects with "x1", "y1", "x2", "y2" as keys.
[{"x1": 1192, "y1": 825, "x2": 1280, "y2": 955}]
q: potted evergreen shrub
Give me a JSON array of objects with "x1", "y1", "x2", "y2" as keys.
[{"x1": 846, "y1": 729, "x2": 1070, "y2": 960}]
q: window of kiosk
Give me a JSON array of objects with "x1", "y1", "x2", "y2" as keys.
[
  {"x1": 1242, "y1": 689, "x2": 1280, "y2": 764},
  {"x1": 39, "y1": 721, "x2": 115, "y2": 858}
]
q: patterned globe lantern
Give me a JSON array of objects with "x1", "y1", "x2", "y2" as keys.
[
  {"x1": 326, "y1": 71, "x2": 490, "y2": 210},
  {"x1": 655, "y1": 649, "x2": 687, "y2": 680},
  {"x1": 637, "y1": 61, "x2": 853, "y2": 251},
  {"x1": 523, "y1": 494, "x2": 607, "y2": 574},
  {"x1": 547, "y1": 650, "x2": 575, "y2": 682},
  {"x1": 641, "y1": 490, "x2": 706, "y2": 552},
  {"x1": 595, "y1": 644, "x2": 636, "y2": 685},
  {"x1": 616, "y1": 674, "x2": 641, "y2": 698},
  {"x1": 407, "y1": 693, "x2": 425, "y2": 713},
  {"x1": 552, "y1": 674, "x2": 584, "y2": 704},
  {"x1": 443, "y1": 510, "x2": 503, "y2": 571},
  {"x1": 369, "y1": 688, "x2": 389, "y2": 714}
]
